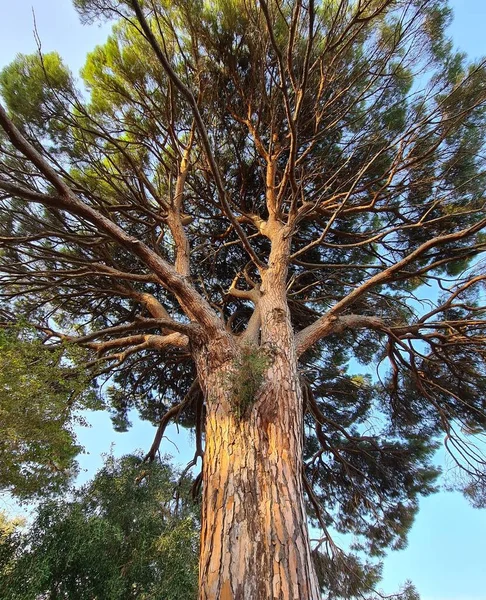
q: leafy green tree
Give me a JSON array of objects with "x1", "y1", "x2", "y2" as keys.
[
  {"x1": 0, "y1": 455, "x2": 199, "y2": 600},
  {"x1": 0, "y1": 511, "x2": 24, "y2": 597},
  {"x1": 0, "y1": 1, "x2": 486, "y2": 597},
  {"x1": 0, "y1": 326, "x2": 101, "y2": 499}
]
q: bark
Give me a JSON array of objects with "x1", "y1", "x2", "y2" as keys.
[{"x1": 195, "y1": 257, "x2": 320, "y2": 599}]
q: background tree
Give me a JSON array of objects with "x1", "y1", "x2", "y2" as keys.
[
  {"x1": 0, "y1": 511, "x2": 24, "y2": 598},
  {"x1": 0, "y1": 454, "x2": 199, "y2": 600},
  {"x1": 0, "y1": 325, "x2": 101, "y2": 499},
  {"x1": 1, "y1": 0, "x2": 486, "y2": 598}
]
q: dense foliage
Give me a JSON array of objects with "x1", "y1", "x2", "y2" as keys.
[
  {"x1": 0, "y1": 326, "x2": 101, "y2": 499},
  {"x1": 1, "y1": 0, "x2": 486, "y2": 596},
  {"x1": 0, "y1": 455, "x2": 199, "y2": 600}
]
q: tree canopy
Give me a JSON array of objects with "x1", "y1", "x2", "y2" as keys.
[{"x1": 1, "y1": 0, "x2": 486, "y2": 596}]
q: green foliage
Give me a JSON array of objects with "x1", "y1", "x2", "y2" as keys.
[
  {"x1": 0, "y1": 52, "x2": 74, "y2": 148},
  {"x1": 462, "y1": 475, "x2": 486, "y2": 509},
  {"x1": 0, "y1": 327, "x2": 101, "y2": 499},
  {"x1": 0, "y1": 512, "x2": 24, "y2": 597},
  {"x1": 1, "y1": 0, "x2": 486, "y2": 597},
  {"x1": 313, "y1": 549, "x2": 382, "y2": 599},
  {"x1": 226, "y1": 344, "x2": 271, "y2": 419},
  {"x1": 0, "y1": 455, "x2": 199, "y2": 600}
]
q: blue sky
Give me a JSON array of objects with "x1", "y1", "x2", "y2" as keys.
[{"x1": 1, "y1": 1, "x2": 486, "y2": 598}]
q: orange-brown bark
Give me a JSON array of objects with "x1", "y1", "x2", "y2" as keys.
[
  {"x1": 198, "y1": 358, "x2": 320, "y2": 600},
  {"x1": 196, "y1": 242, "x2": 320, "y2": 599}
]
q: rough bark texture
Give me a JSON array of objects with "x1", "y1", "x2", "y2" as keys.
[
  {"x1": 196, "y1": 227, "x2": 320, "y2": 599},
  {"x1": 198, "y1": 356, "x2": 319, "y2": 599}
]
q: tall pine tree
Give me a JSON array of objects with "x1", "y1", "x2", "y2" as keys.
[{"x1": 1, "y1": 1, "x2": 485, "y2": 597}]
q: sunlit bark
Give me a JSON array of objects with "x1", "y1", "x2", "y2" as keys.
[
  {"x1": 196, "y1": 226, "x2": 320, "y2": 599},
  {"x1": 197, "y1": 346, "x2": 320, "y2": 600}
]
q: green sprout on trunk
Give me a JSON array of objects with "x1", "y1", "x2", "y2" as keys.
[{"x1": 227, "y1": 345, "x2": 271, "y2": 420}]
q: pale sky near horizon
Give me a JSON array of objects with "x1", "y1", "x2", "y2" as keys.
[{"x1": 1, "y1": 1, "x2": 486, "y2": 599}]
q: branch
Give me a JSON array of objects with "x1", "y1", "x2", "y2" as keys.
[
  {"x1": 129, "y1": 0, "x2": 265, "y2": 269},
  {"x1": 227, "y1": 272, "x2": 261, "y2": 303},
  {"x1": 40, "y1": 317, "x2": 195, "y2": 344},
  {"x1": 166, "y1": 125, "x2": 193, "y2": 277},
  {"x1": 226, "y1": 272, "x2": 262, "y2": 343},
  {"x1": 241, "y1": 304, "x2": 262, "y2": 345},
  {"x1": 296, "y1": 314, "x2": 385, "y2": 356},
  {"x1": 144, "y1": 378, "x2": 200, "y2": 462},
  {"x1": 295, "y1": 218, "x2": 486, "y2": 355},
  {"x1": 87, "y1": 332, "x2": 188, "y2": 367},
  {"x1": 0, "y1": 105, "x2": 224, "y2": 336},
  {"x1": 88, "y1": 332, "x2": 189, "y2": 354}
]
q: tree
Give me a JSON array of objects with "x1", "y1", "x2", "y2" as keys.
[
  {"x1": 0, "y1": 511, "x2": 24, "y2": 595},
  {"x1": 0, "y1": 325, "x2": 101, "y2": 499},
  {"x1": 0, "y1": 0, "x2": 485, "y2": 597},
  {"x1": 0, "y1": 454, "x2": 199, "y2": 599}
]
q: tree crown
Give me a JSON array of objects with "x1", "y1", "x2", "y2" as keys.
[{"x1": 1, "y1": 0, "x2": 486, "y2": 595}]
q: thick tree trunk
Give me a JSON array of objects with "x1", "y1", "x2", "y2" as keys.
[{"x1": 196, "y1": 333, "x2": 320, "y2": 599}]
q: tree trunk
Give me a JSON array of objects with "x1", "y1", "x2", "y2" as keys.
[{"x1": 196, "y1": 336, "x2": 320, "y2": 599}]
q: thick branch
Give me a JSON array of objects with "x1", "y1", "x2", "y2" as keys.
[
  {"x1": 295, "y1": 314, "x2": 384, "y2": 356},
  {"x1": 89, "y1": 332, "x2": 189, "y2": 354},
  {"x1": 295, "y1": 218, "x2": 486, "y2": 355},
  {"x1": 0, "y1": 105, "x2": 224, "y2": 336},
  {"x1": 41, "y1": 318, "x2": 194, "y2": 345}
]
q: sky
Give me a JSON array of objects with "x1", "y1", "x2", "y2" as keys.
[{"x1": 1, "y1": 1, "x2": 486, "y2": 599}]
